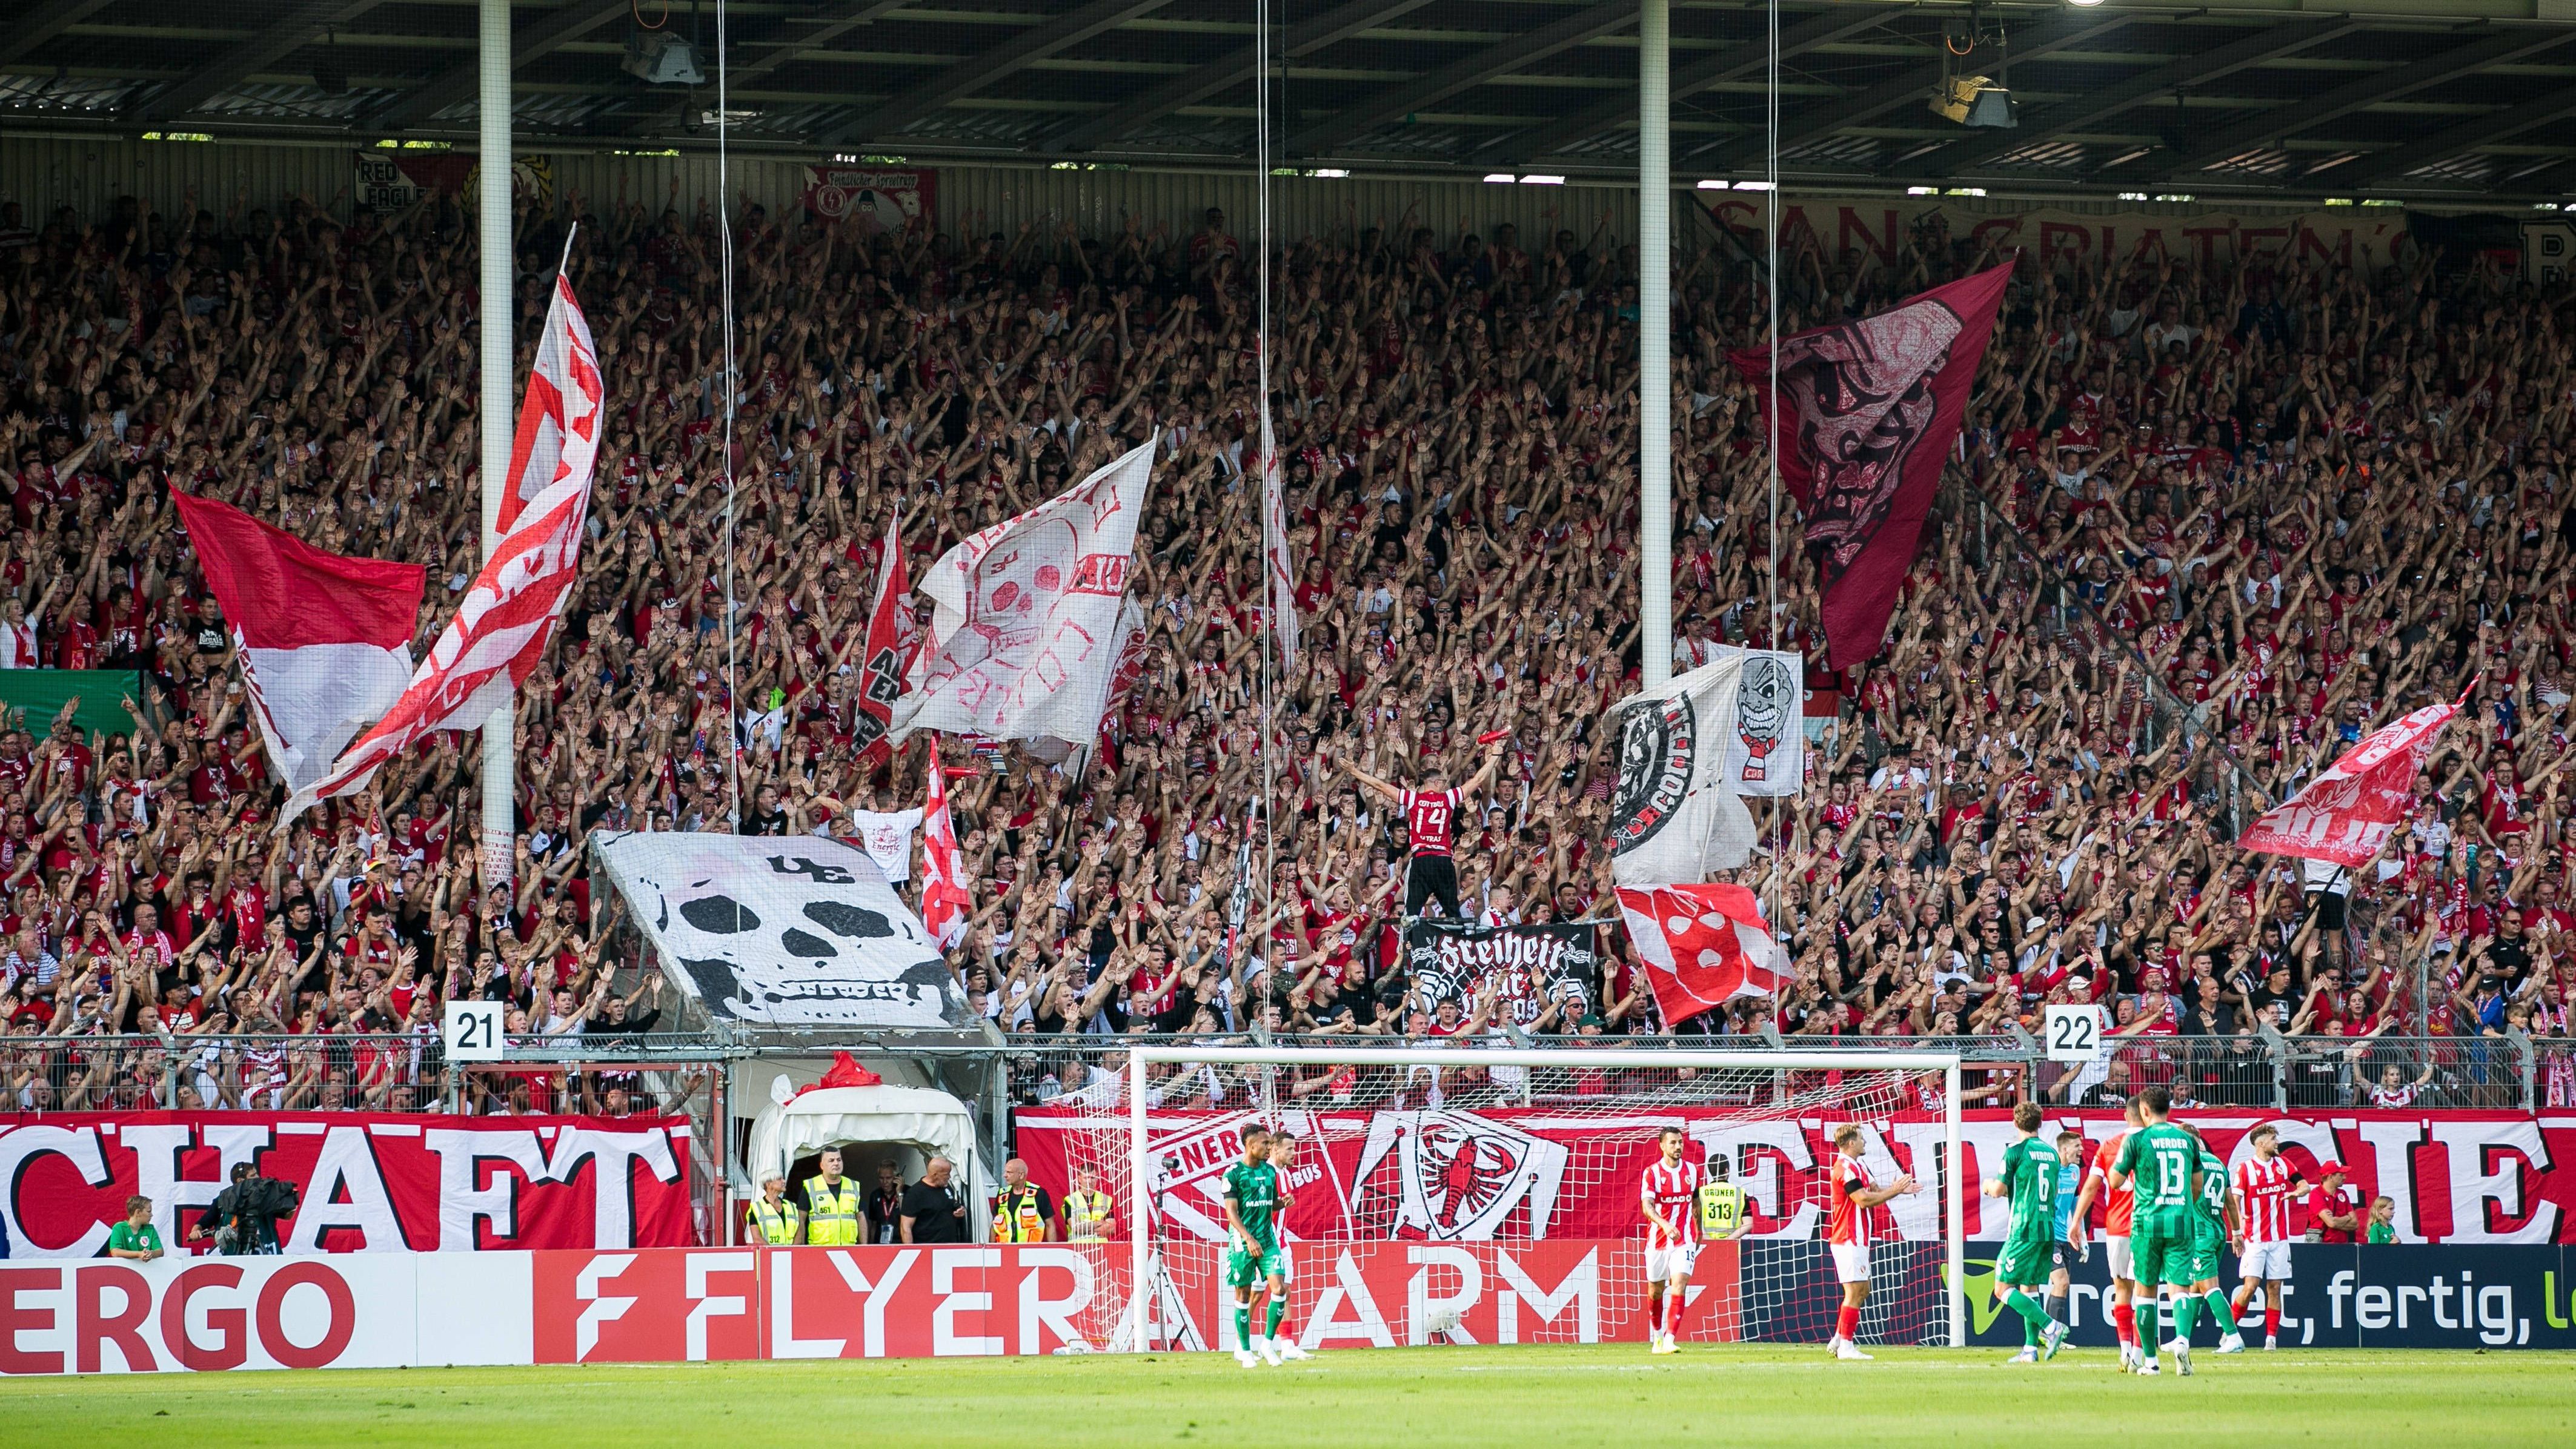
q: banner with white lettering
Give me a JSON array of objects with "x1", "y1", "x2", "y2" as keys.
[
  {"x1": 0, "y1": 1112, "x2": 694, "y2": 1258},
  {"x1": 1015, "y1": 1107, "x2": 2576, "y2": 1245},
  {"x1": 1401, "y1": 920, "x2": 1599, "y2": 1028}
]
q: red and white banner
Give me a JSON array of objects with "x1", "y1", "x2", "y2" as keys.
[
  {"x1": 852, "y1": 511, "x2": 909, "y2": 771},
  {"x1": 170, "y1": 490, "x2": 426, "y2": 796},
  {"x1": 894, "y1": 437, "x2": 1155, "y2": 750},
  {"x1": 286, "y1": 267, "x2": 604, "y2": 821},
  {"x1": 1616, "y1": 882, "x2": 1791, "y2": 1026},
  {"x1": 0, "y1": 1241, "x2": 1672, "y2": 1373},
  {"x1": 1015, "y1": 1107, "x2": 2576, "y2": 1245},
  {"x1": 2239, "y1": 698, "x2": 2461, "y2": 867},
  {"x1": 920, "y1": 749, "x2": 971, "y2": 950},
  {"x1": 0, "y1": 1113, "x2": 694, "y2": 1258}
]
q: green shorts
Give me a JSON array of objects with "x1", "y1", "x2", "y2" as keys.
[
  {"x1": 1995, "y1": 1232, "x2": 2056, "y2": 1288},
  {"x1": 1226, "y1": 1241, "x2": 1287, "y2": 1289},
  {"x1": 2128, "y1": 1229, "x2": 2194, "y2": 1290},
  {"x1": 2183, "y1": 1230, "x2": 2224, "y2": 1285}
]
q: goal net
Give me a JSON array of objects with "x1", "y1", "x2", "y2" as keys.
[{"x1": 1017, "y1": 1046, "x2": 1962, "y2": 1354}]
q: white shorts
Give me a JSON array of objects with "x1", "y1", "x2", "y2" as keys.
[
  {"x1": 1645, "y1": 1243, "x2": 1701, "y2": 1283},
  {"x1": 1830, "y1": 1240, "x2": 1871, "y2": 1285},
  {"x1": 2239, "y1": 1239, "x2": 2292, "y2": 1282},
  {"x1": 2104, "y1": 1237, "x2": 2134, "y2": 1284}
]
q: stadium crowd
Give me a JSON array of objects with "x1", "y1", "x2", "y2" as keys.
[{"x1": 1, "y1": 180, "x2": 2574, "y2": 1115}]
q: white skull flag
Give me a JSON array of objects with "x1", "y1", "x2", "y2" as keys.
[
  {"x1": 1704, "y1": 644, "x2": 1805, "y2": 797},
  {"x1": 590, "y1": 831, "x2": 970, "y2": 1028},
  {"x1": 1607, "y1": 652, "x2": 1758, "y2": 888},
  {"x1": 1731, "y1": 261, "x2": 2011, "y2": 670},
  {"x1": 892, "y1": 436, "x2": 1156, "y2": 751}
]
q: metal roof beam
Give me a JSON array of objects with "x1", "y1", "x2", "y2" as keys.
[
  {"x1": 1900, "y1": 18, "x2": 2360, "y2": 178},
  {"x1": 725, "y1": 0, "x2": 914, "y2": 89},
  {"x1": 1505, "y1": 4, "x2": 1891, "y2": 161},
  {"x1": 2333, "y1": 84, "x2": 2576, "y2": 186},
  {"x1": 0, "y1": 0, "x2": 119, "y2": 68},
  {"x1": 1054, "y1": 0, "x2": 1438, "y2": 152},
  {"x1": 370, "y1": 0, "x2": 632, "y2": 130},
  {"x1": 142, "y1": 0, "x2": 394, "y2": 120},
  {"x1": 2122, "y1": 25, "x2": 2576, "y2": 181},
  {"x1": 1696, "y1": 10, "x2": 2134, "y2": 171},
  {"x1": 1287, "y1": 0, "x2": 1638, "y2": 156},
  {"x1": 825, "y1": 0, "x2": 1179, "y2": 145}
]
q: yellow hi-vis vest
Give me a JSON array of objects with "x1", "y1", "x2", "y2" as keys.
[
  {"x1": 804, "y1": 1176, "x2": 863, "y2": 1245},
  {"x1": 1698, "y1": 1181, "x2": 1745, "y2": 1238},
  {"x1": 993, "y1": 1185, "x2": 1049, "y2": 1243},
  {"x1": 1063, "y1": 1189, "x2": 1114, "y2": 1242},
  {"x1": 746, "y1": 1195, "x2": 804, "y2": 1245}
]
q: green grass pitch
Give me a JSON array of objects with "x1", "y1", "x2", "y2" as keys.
[{"x1": 5, "y1": 1345, "x2": 2570, "y2": 1447}]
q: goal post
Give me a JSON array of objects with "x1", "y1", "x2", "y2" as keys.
[{"x1": 1098, "y1": 1044, "x2": 1966, "y2": 1353}]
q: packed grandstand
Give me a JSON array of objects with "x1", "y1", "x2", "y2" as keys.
[{"x1": 0, "y1": 181, "x2": 2571, "y2": 1121}]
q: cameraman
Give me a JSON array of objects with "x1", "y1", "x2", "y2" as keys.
[{"x1": 190, "y1": 1161, "x2": 299, "y2": 1256}]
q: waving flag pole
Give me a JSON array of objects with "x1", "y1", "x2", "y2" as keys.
[{"x1": 287, "y1": 236, "x2": 602, "y2": 827}]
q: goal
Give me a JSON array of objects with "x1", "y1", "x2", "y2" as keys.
[{"x1": 1043, "y1": 1045, "x2": 1964, "y2": 1354}]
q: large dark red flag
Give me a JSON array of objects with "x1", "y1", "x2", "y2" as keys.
[{"x1": 1731, "y1": 261, "x2": 2011, "y2": 669}]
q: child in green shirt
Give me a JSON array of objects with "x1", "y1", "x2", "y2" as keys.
[
  {"x1": 2366, "y1": 1195, "x2": 2397, "y2": 1244},
  {"x1": 106, "y1": 1195, "x2": 163, "y2": 1261}
]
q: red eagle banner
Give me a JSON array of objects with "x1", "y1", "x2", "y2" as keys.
[
  {"x1": 286, "y1": 266, "x2": 603, "y2": 821},
  {"x1": 2239, "y1": 698, "x2": 2461, "y2": 867},
  {"x1": 1731, "y1": 262, "x2": 2012, "y2": 669}
]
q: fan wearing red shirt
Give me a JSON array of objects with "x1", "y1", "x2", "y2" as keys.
[
  {"x1": 1824, "y1": 1122, "x2": 1920, "y2": 1361},
  {"x1": 1345, "y1": 737, "x2": 1505, "y2": 923}
]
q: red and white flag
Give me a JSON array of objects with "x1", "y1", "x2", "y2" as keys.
[
  {"x1": 1616, "y1": 883, "x2": 1791, "y2": 1026},
  {"x1": 893, "y1": 437, "x2": 1155, "y2": 751},
  {"x1": 852, "y1": 511, "x2": 910, "y2": 772},
  {"x1": 1259, "y1": 408, "x2": 1298, "y2": 666},
  {"x1": 285, "y1": 267, "x2": 603, "y2": 823},
  {"x1": 920, "y1": 748, "x2": 972, "y2": 950},
  {"x1": 2238, "y1": 697, "x2": 2461, "y2": 868},
  {"x1": 171, "y1": 491, "x2": 426, "y2": 797}
]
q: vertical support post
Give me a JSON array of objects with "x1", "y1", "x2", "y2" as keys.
[
  {"x1": 477, "y1": 0, "x2": 516, "y2": 888},
  {"x1": 1128, "y1": 1047, "x2": 1151, "y2": 1351},
  {"x1": 1944, "y1": 1061, "x2": 1965, "y2": 1348},
  {"x1": 712, "y1": 1060, "x2": 729, "y2": 1246},
  {"x1": 1638, "y1": 0, "x2": 1672, "y2": 689}
]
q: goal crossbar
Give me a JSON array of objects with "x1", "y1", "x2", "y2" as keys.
[{"x1": 1120, "y1": 1044, "x2": 1968, "y2": 1350}]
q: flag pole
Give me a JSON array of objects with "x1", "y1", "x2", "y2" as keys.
[
  {"x1": 1256, "y1": 0, "x2": 1278, "y2": 1002},
  {"x1": 1638, "y1": 0, "x2": 1671, "y2": 692},
  {"x1": 476, "y1": 0, "x2": 514, "y2": 889}
]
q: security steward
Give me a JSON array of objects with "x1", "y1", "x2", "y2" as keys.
[
  {"x1": 745, "y1": 1172, "x2": 805, "y2": 1245},
  {"x1": 802, "y1": 1147, "x2": 864, "y2": 1245},
  {"x1": 1698, "y1": 1150, "x2": 1750, "y2": 1241},
  {"x1": 991, "y1": 1155, "x2": 1056, "y2": 1244},
  {"x1": 1061, "y1": 1166, "x2": 1115, "y2": 1242}
]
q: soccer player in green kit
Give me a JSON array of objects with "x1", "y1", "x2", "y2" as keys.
[
  {"x1": 2103, "y1": 1085, "x2": 2202, "y2": 1376},
  {"x1": 1222, "y1": 1122, "x2": 1288, "y2": 1368},
  {"x1": 2168, "y1": 1125, "x2": 2248, "y2": 1354},
  {"x1": 1982, "y1": 1101, "x2": 2071, "y2": 1364}
]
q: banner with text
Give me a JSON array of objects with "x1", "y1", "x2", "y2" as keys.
[
  {"x1": 1015, "y1": 1106, "x2": 2576, "y2": 1245},
  {"x1": 0, "y1": 1112, "x2": 695, "y2": 1258},
  {"x1": 800, "y1": 165, "x2": 937, "y2": 232},
  {"x1": 1401, "y1": 920, "x2": 1600, "y2": 1027},
  {"x1": 1699, "y1": 196, "x2": 2412, "y2": 272}
]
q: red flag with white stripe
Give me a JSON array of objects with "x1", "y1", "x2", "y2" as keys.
[
  {"x1": 853, "y1": 511, "x2": 910, "y2": 772},
  {"x1": 1616, "y1": 883, "x2": 1791, "y2": 1026},
  {"x1": 920, "y1": 747, "x2": 972, "y2": 950},
  {"x1": 2237, "y1": 697, "x2": 2461, "y2": 867},
  {"x1": 285, "y1": 267, "x2": 603, "y2": 823},
  {"x1": 171, "y1": 491, "x2": 425, "y2": 797}
]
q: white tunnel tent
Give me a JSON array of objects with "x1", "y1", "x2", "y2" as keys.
[{"x1": 745, "y1": 1082, "x2": 992, "y2": 1242}]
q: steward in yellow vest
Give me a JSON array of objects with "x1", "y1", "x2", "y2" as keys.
[
  {"x1": 1697, "y1": 1156, "x2": 1750, "y2": 1241},
  {"x1": 803, "y1": 1149, "x2": 863, "y2": 1246},
  {"x1": 746, "y1": 1174, "x2": 805, "y2": 1245},
  {"x1": 992, "y1": 1157, "x2": 1054, "y2": 1243},
  {"x1": 1062, "y1": 1168, "x2": 1114, "y2": 1242}
]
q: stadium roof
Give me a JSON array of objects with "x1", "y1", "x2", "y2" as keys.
[{"x1": 9, "y1": 0, "x2": 2576, "y2": 202}]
